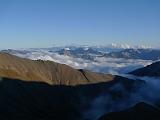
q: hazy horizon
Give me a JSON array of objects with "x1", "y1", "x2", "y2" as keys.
[{"x1": 0, "y1": 43, "x2": 158, "y2": 50}]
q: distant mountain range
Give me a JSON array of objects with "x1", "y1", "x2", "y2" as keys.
[
  {"x1": 2, "y1": 46, "x2": 160, "y2": 61},
  {"x1": 51, "y1": 43, "x2": 153, "y2": 51},
  {"x1": 57, "y1": 47, "x2": 102, "y2": 60},
  {"x1": 57, "y1": 47, "x2": 160, "y2": 61},
  {"x1": 104, "y1": 49, "x2": 160, "y2": 60}
]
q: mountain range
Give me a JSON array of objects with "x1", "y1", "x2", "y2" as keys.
[
  {"x1": 104, "y1": 49, "x2": 160, "y2": 60},
  {"x1": 56, "y1": 47, "x2": 160, "y2": 61},
  {"x1": 2, "y1": 47, "x2": 160, "y2": 62}
]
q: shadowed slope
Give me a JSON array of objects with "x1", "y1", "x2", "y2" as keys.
[
  {"x1": 129, "y1": 61, "x2": 160, "y2": 77},
  {"x1": 0, "y1": 77, "x2": 144, "y2": 120},
  {"x1": 98, "y1": 102, "x2": 160, "y2": 120},
  {"x1": 0, "y1": 52, "x2": 115, "y2": 85}
]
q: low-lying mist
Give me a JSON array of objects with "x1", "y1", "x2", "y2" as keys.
[
  {"x1": 7, "y1": 49, "x2": 152, "y2": 74},
  {"x1": 82, "y1": 76, "x2": 160, "y2": 120}
]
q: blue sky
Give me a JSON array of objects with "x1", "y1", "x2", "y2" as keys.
[{"x1": 0, "y1": 0, "x2": 160, "y2": 48}]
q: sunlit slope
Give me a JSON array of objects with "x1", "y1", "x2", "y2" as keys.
[{"x1": 0, "y1": 52, "x2": 115, "y2": 85}]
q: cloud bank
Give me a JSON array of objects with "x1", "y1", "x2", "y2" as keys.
[{"x1": 10, "y1": 49, "x2": 152, "y2": 75}]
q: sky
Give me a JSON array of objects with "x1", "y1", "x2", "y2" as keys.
[{"x1": 0, "y1": 0, "x2": 160, "y2": 49}]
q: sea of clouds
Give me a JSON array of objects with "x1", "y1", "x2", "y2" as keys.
[{"x1": 10, "y1": 48, "x2": 153, "y2": 75}]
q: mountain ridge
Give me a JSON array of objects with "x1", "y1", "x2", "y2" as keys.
[
  {"x1": 0, "y1": 52, "x2": 116, "y2": 85},
  {"x1": 129, "y1": 61, "x2": 160, "y2": 77}
]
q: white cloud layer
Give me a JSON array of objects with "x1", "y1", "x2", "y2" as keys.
[{"x1": 10, "y1": 49, "x2": 153, "y2": 74}]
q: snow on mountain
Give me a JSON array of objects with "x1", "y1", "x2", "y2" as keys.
[
  {"x1": 105, "y1": 48, "x2": 160, "y2": 60},
  {"x1": 110, "y1": 43, "x2": 131, "y2": 49},
  {"x1": 49, "y1": 44, "x2": 153, "y2": 53}
]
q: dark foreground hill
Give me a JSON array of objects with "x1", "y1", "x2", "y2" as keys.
[
  {"x1": 129, "y1": 61, "x2": 160, "y2": 77},
  {"x1": 99, "y1": 102, "x2": 160, "y2": 120},
  {"x1": 0, "y1": 77, "x2": 144, "y2": 120}
]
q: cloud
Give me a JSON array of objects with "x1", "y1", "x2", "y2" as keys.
[
  {"x1": 82, "y1": 76, "x2": 160, "y2": 120},
  {"x1": 10, "y1": 49, "x2": 153, "y2": 75}
]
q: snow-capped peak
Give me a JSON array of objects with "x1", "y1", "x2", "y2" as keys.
[
  {"x1": 110, "y1": 43, "x2": 131, "y2": 49},
  {"x1": 64, "y1": 48, "x2": 70, "y2": 51},
  {"x1": 109, "y1": 43, "x2": 152, "y2": 49}
]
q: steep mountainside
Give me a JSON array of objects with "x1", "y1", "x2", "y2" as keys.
[
  {"x1": 0, "y1": 52, "x2": 116, "y2": 85},
  {"x1": 129, "y1": 61, "x2": 160, "y2": 77}
]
